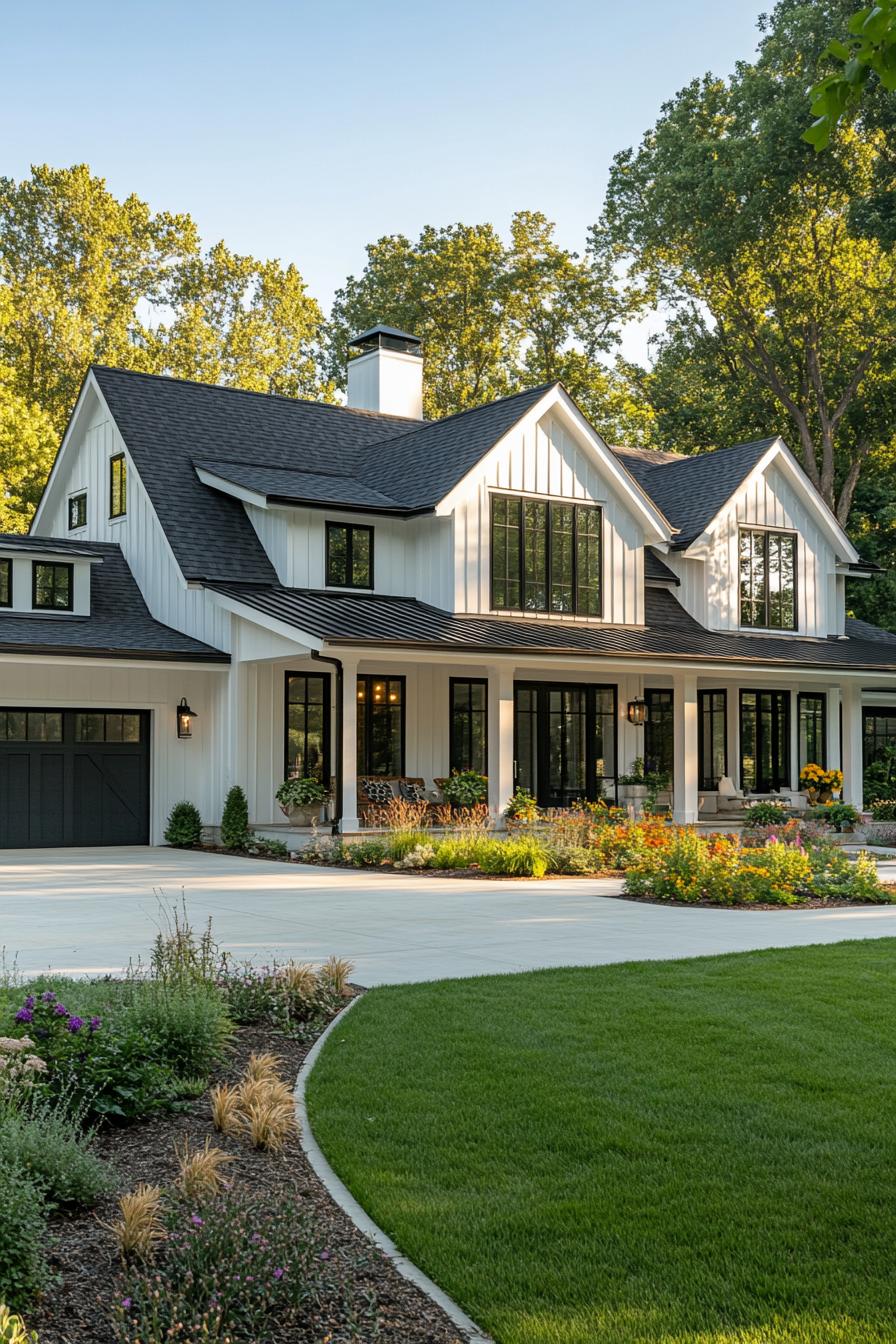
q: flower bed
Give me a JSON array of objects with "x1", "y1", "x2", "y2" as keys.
[{"x1": 0, "y1": 916, "x2": 458, "y2": 1343}]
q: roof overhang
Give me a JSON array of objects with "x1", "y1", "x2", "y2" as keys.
[{"x1": 683, "y1": 438, "x2": 860, "y2": 563}]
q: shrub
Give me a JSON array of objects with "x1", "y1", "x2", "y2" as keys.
[
  {"x1": 442, "y1": 771, "x2": 488, "y2": 807},
  {"x1": 220, "y1": 786, "x2": 250, "y2": 850},
  {"x1": 122, "y1": 982, "x2": 232, "y2": 1080},
  {"x1": 0, "y1": 1305, "x2": 38, "y2": 1343},
  {"x1": 743, "y1": 801, "x2": 790, "y2": 827},
  {"x1": 386, "y1": 829, "x2": 429, "y2": 861},
  {"x1": 55, "y1": 1016, "x2": 178, "y2": 1124},
  {"x1": 297, "y1": 831, "x2": 347, "y2": 866},
  {"x1": 812, "y1": 848, "x2": 887, "y2": 902},
  {"x1": 347, "y1": 839, "x2": 389, "y2": 867},
  {"x1": 245, "y1": 836, "x2": 289, "y2": 859},
  {"x1": 163, "y1": 801, "x2": 203, "y2": 849},
  {"x1": 809, "y1": 801, "x2": 860, "y2": 829},
  {"x1": 215, "y1": 959, "x2": 346, "y2": 1037},
  {"x1": 0, "y1": 1161, "x2": 49, "y2": 1311},
  {"x1": 0, "y1": 1102, "x2": 112, "y2": 1208},
  {"x1": 111, "y1": 1188, "x2": 358, "y2": 1344},
  {"x1": 546, "y1": 845, "x2": 602, "y2": 875},
  {"x1": 394, "y1": 842, "x2": 436, "y2": 870},
  {"x1": 504, "y1": 788, "x2": 539, "y2": 823},
  {"x1": 624, "y1": 830, "x2": 813, "y2": 906},
  {"x1": 870, "y1": 799, "x2": 896, "y2": 821},
  {"x1": 0, "y1": 1037, "x2": 47, "y2": 1107},
  {"x1": 429, "y1": 834, "x2": 493, "y2": 869},
  {"x1": 479, "y1": 835, "x2": 550, "y2": 878}
]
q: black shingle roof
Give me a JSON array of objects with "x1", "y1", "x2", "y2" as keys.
[
  {"x1": 0, "y1": 535, "x2": 107, "y2": 557},
  {"x1": 0, "y1": 540, "x2": 228, "y2": 662},
  {"x1": 644, "y1": 548, "x2": 680, "y2": 585},
  {"x1": 207, "y1": 581, "x2": 896, "y2": 672}
]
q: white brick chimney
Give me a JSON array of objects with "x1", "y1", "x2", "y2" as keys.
[{"x1": 346, "y1": 325, "x2": 424, "y2": 419}]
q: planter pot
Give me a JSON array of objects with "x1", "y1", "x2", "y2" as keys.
[
  {"x1": 818, "y1": 789, "x2": 834, "y2": 805},
  {"x1": 280, "y1": 803, "x2": 323, "y2": 827},
  {"x1": 618, "y1": 783, "x2": 648, "y2": 816}
]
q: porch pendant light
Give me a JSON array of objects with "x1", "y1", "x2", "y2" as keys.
[
  {"x1": 176, "y1": 697, "x2": 197, "y2": 739},
  {"x1": 627, "y1": 696, "x2": 648, "y2": 727}
]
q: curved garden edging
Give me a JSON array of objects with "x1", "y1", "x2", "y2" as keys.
[{"x1": 293, "y1": 996, "x2": 494, "y2": 1344}]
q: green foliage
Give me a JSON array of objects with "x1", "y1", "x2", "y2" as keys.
[
  {"x1": 244, "y1": 836, "x2": 289, "y2": 859},
  {"x1": 442, "y1": 771, "x2": 488, "y2": 807},
  {"x1": 811, "y1": 846, "x2": 886, "y2": 900},
  {"x1": 809, "y1": 801, "x2": 861, "y2": 828},
  {"x1": 54, "y1": 1016, "x2": 177, "y2": 1124},
  {"x1": 478, "y1": 835, "x2": 550, "y2": 879},
  {"x1": 545, "y1": 845, "x2": 603, "y2": 876},
  {"x1": 864, "y1": 743, "x2": 896, "y2": 802},
  {"x1": 743, "y1": 801, "x2": 792, "y2": 827},
  {"x1": 385, "y1": 829, "x2": 430, "y2": 861},
  {"x1": 122, "y1": 982, "x2": 232, "y2": 1080},
  {"x1": 0, "y1": 1304, "x2": 38, "y2": 1344},
  {"x1": 163, "y1": 801, "x2": 203, "y2": 849},
  {"x1": 504, "y1": 788, "x2": 540, "y2": 822},
  {"x1": 870, "y1": 797, "x2": 896, "y2": 819},
  {"x1": 625, "y1": 830, "x2": 813, "y2": 906},
  {"x1": 429, "y1": 835, "x2": 494, "y2": 870},
  {"x1": 0, "y1": 1103, "x2": 112, "y2": 1207},
  {"x1": 220, "y1": 786, "x2": 250, "y2": 851},
  {"x1": 346, "y1": 839, "x2": 389, "y2": 868},
  {"x1": 806, "y1": 0, "x2": 896, "y2": 148},
  {"x1": 0, "y1": 1160, "x2": 49, "y2": 1311},
  {"x1": 274, "y1": 776, "x2": 328, "y2": 808}
]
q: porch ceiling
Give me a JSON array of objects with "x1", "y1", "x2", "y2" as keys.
[{"x1": 207, "y1": 583, "x2": 896, "y2": 675}]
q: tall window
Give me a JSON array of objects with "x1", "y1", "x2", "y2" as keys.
[
  {"x1": 739, "y1": 529, "x2": 797, "y2": 630},
  {"x1": 698, "y1": 690, "x2": 727, "y2": 790},
  {"x1": 109, "y1": 454, "x2": 127, "y2": 518},
  {"x1": 326, "y1": 523, "x2": 373, "y2": 589},
  {"x1": 68, "y1": 493, "x2": 87, "y2": 530},
  {"x1": 740, "y1": 690, "x2": 791, "y2": 792},
  {"x1": 514, "y1": 682, "x2": 616, "y2": 808},
  {"x1": 32, "y1": 562, "x2": 73, "y2": 611},
  {"x1": 863, "y1": 709, "x2": 896, "y2": 768},
  {"x1": 490, "y1": 496, "x2": 602, "y2": 616},
  {"x1": 644, "y1": 689, "x2": 674, "y2": 777},
  {"x1": 450, "y1": 679, "x2": 487, "y2": 775},
  {"x1": 357, "y1": 676, "x2": 404, "y2": 776},
  {"x1": 798, "y1": 692, "x2": 826, "y2": 770},
  {"x1": 0, "y1": 559, "x2": 10, "y2": 608},
  {"x1": 285, "y1": 674, "x2": 329, "y2": 780}
]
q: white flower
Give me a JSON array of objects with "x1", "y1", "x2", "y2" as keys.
[
  {"x1": 0, "y1": 1037, "x2": 28, "y2": 1053},
  {"x1": 24, "y1": 1056, "x2": 46, "y2": 1072}
]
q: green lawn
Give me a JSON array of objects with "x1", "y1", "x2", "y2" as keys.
[{"x1": 307, "y1": 941, "x2": 896, "y2": 1344}]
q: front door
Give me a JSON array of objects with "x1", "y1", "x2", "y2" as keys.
[
  {"x1": 514, "y1": 682, "x2": 617, "y2": 808},
  {"x1": 740, "y1": 690, "x2": 791, "y2": 792}
]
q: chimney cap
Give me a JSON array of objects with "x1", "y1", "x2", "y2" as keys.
[{"x1": 348, "y1": 325, "x2": 422, "y2": 356}]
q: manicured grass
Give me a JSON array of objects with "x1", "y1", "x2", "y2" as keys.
[{"x1": 308, "y1": 941, "x2": 896, "y2": 1344}]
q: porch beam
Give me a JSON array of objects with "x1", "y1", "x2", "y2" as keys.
[{"x1": 673, "y1": 672, "x2": 699, "y2": 824}]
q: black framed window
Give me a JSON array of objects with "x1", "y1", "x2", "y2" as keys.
[
  {"x1": 798, "y1": 692, "x2": 826, "y2": 770},
  {"x1": 698, "y1": 690, "x2": 727, "y2": 790},
  {"x1": 109, "y1": 454, "x2": 127, "y2": 518},
  {"x1": 490, "y1": 495, "x2": 602, "y2": 616},
  {"x1": 740, "y1": 690, "x2": 791, "y2": 792},
  {"x1": 0, "y1": 559, "x2": 11, "y2": 608},
  {"x1": 449, "y1": 679, "x2": 488, "y2": 775},
  {"x1": 0, "y1": 710, "x2": 62, "y2": 742},
  {"x1": 739, "y1": 529, "x2": 797, "y2": 630},
  {"x1": 326, "y1": 523, "x2": 373, "y2": 589},
  {"x1": 357, "y1": 676, "x2": 404, "y2": 776},
  {"x1": 68, "y1": 493, "x2": 87, "y2": 530},
  {"x1": 863, "y1": 708, "x2": 896, "y2": 767},
  {"x1": 284, "y1": 673, "x2": 330, "y2": 781},
  {"x1": 644, "y1": 689, "x2": 674, "y2": 777},
  {"x1": 514, "y1": 681, "x2": 616, "y2": 808},
  {"x1": 74, "y1": 712, "x2": 143, "y2": 743},
  {"x1": 32, "y1": 562, "x2": 73, "y2": 611}
]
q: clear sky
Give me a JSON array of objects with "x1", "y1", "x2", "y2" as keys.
[{"x1": 3, "y1": 0, "x2": 764, "y2": 338}]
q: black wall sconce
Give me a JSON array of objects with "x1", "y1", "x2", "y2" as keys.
[
  {"x1": 626, "y1": 696, "x2": 648, "y2": 726},
  {"x1": 176, "y1": 697, "x2": 197, "y2": 739}
]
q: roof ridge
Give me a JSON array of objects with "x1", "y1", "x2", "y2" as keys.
[
  {"x1": 651, "y1": 436, "x2": 780, "y2": 473},
  {"x1": 368, "y1": 380, "x2": 557, "y2": 447},
  {"x1": 194, "y1": 456, "x2": 353, "y2": 482}
]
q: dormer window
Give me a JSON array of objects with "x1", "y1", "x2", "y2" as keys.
[
  {"x1": 490, "y1": 495, "x2": 602, "y2": 616},
  {"x1": 109, "y1": 454, "x2": 127, "y2": 518},
  {"x1": 0, "y1": 559, "x2": 10, "y2": 608},
  {"x1": 68, "y1": 492, "x2": 87, "y2": 530},
  {"x1": 326, "y1": 522, "x2": 373, "y2": 589},
  {"x1": 32, "y1": 562, "x2": 73, "y2": 612},
  {"x1": 739, "y1": 528, "x2": 797, "y2": 630}
]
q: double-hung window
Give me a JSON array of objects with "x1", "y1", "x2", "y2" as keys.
[
  {"x1": 326, "y1": 523, "x2": 373, "y2": 589},
  {"x1": 109, "y1": 454, "x2": 127, "y2": 518},
  {"x1": 32, "y1": 562, "x2": 73, "y2": 611},
  {"x1": 739, "y1": 528, "x2": 797, "y2": 630},
  {"x1": 490, "y1": 495, "x2": 602, "y2": 616},
  {"x1": 449, "y1": 679, "x2": 488, "y2": 775},
  {"x1": 0, "y1": 559, "x2": 11, "y2": 608}
]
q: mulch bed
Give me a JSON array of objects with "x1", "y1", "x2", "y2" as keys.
[{"x1": 30, "y1": 1007, "x2": 462, "y2": 1344}]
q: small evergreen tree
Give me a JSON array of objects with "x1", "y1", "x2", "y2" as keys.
[
  {"x1": 164, "y1": 800, "x2": 203, "y2": 848},
  {"x1": 220, "y1": 785, "x2": 250, "y2": 850}
]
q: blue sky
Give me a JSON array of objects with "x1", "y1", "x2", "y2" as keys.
[{"x1": 4, "y1": 0, "x2": 763, "y2": 341}]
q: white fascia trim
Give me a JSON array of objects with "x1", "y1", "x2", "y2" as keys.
[
  {"x1": 434, "y1": 385, "x2": 674, "y2": 545},
  {"x1": 30, "y1": 374, "x2": 97, "y2": 533},
  {"x1": 684, "y1": 439, "x2": 860, "y2": 563},
  {"x1": 0, "y1": 652, "x2": 229, "y2": 672},
  {"x1": 0, "y1": 549, "x2": 103, "y2": 565},
  {"x1": 207, "y1": 590, "x2": 323, "y2": 652},
  {"x1": 194, "y1": 468, "x2": 270, "y2": 510}
]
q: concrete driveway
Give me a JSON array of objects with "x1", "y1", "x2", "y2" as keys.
[{"x1": 4, "y1": 846, "x2": 896, "y2": 985}]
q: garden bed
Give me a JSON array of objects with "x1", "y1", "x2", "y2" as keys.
[{"x1": 26, "y1": 1012, "x2": 460, "y2": 1344}]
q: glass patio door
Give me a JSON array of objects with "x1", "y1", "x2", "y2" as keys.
[
  {"x1": 514, "y1": 682, "x2": 616, "y2": 808},
  {"x1": 740, "y1": 690, "x2": 791, "y2": 792}
]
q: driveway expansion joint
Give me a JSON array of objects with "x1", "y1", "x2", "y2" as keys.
[{"x1": 294, "y1": 996, "x2": 494, "y2": 1344}]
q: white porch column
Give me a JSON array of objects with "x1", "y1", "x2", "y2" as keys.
[
  {"x1": 488, "y1": 665, "x2": 515, "y2": 828},
  {"x1": 339, "y1": 656, "x2": 360, "y2": 832},
  {"x1": 673, "y1": 672, "x2": 699, "y2": 824},
  {"x1": 826, "y1": 686, "x2": 842, "y2": 774},
  {"x1": 841, "y1": 680, "x2": 864, "y2": 808}
]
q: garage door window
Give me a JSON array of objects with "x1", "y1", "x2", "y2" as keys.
[
  {"x1": 0, "y1": 711, "x2": 62, "y2": 741},
  {"x1": 74, "y1": 713, "x2": 142, "y2": 743}
]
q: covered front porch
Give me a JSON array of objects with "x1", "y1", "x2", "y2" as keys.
[{"x1": 226, "y1": 619, "x2": 882, "y2": 831}]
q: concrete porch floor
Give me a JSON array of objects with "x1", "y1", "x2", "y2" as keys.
[{"x1": 3, "y1": 846, "x2": 896, "y2": 986}]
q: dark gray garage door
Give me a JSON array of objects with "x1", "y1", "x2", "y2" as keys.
[{"x1": 0, "y1": 709, "x2": 149, "y2": 848}]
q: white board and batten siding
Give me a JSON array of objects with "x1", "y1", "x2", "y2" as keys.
[
  {"x1": 665, "y1": 460, "x2": 839, "y2": 638},
  {"x1": 37, "y1": 391, "x2": 231, "y2": 652},
  {"x1": 452, "y1": 412, "x2": 645, "y2": 624}
]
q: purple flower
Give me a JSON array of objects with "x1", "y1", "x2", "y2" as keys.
[
  {"x1": 54, "y1": 1004, "x2": 68, "y2": 1017},
  {"x1": 89, "y1": 1016, "x2": 102, "y2": 1032},
  {"x1": 40, "y1": 990, "x2": 56, "y2": 1004},
  {"x1": 66, "y1": 1016, "x2": 84, "y2": 1033},
  {"x1": 121, "y1": 1297, "x2": 132, "y2": 1309},
  {"x1": 24, "y1": 995, "x2": 35, "y2": 1010},
  {"x1": 190, "y1": 1214, "x2": 203, "y2": 1227},
  {"x1": 273, "y1": 1267, "x2": 284, "y2": 1280},
  {"x1": 320, "y1": 1249, "x2": 331, "y2": 1260},
  {"x1": 15, "y1": 1008, "x2": 33, "y2": 1024}
]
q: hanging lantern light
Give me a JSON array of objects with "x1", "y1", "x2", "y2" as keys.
[
  {"x1": 627, "y1": 696, "x2": 648, "y2": 727},
  {"x1": 176, "y1": 697, "x2": 197, "y2": 739}
]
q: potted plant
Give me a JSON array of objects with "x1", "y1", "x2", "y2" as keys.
[
  {"x1": 275, "y1": 776, "x2": 329, "y2": 826},
  {"x1": 618, "y1": 757, "x2": 649, "y2": 809},
  {"x1": 810, "y1": 800, "x2": 860, "y2": 833},
  {"x1": 504, "y1": 787, "x2": 540, "y2": 827},
  {"x1": 442, "y1": 770, "x2": 488, "y2": 809},
  {"x1": 799, "y1": 764, "x2": 844, "y2": 805},
  {"x1": 643, "y1": 768, "x2": 672, "y2": 816}
]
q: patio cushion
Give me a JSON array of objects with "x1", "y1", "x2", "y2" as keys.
[
  {"x1": 399, "y1": 780, "x2": 428, "y2": 803},
  {"x1": 361, "y1": 778, "x2": 394, "y2": 806}
]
